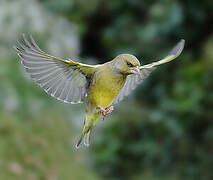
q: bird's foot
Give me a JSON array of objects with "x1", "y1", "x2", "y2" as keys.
[
  {"x1": 96, "y1": 105, "x2": 114, "y2": 120},
  {"x1": 105, "y1": 106, "x2": 114, "y2": 116}
]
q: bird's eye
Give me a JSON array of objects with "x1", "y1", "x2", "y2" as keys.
[{"x1": 127, "y1": 62, "x2": 133, "y2": 67}]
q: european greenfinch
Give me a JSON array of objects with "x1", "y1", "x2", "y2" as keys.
[{"x1": 15, "y1": 35, "x2": 185, "y2": 148}]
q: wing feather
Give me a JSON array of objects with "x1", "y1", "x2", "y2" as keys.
[{"x1": 15, "y1": 34, "x2": 96, "y2": 104}]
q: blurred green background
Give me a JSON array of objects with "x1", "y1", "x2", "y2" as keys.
[{"x1": 0, "y1": 0, "x2": 213, "y2": 179}]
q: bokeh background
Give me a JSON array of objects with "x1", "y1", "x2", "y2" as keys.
[{"x1": 0, "y1": 0, "x2": 213, "y2": 179}]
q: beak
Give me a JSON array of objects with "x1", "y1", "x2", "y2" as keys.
[{"x1": 130, "y1": 66, "x2": 140, "y2": 74}]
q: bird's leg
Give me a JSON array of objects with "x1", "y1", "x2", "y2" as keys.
[
  {"x1": 96, "y1": 105, "x2": 114, "y2": 120},
  {"x1": 96, "y1": 106, "x2": 106, "y2": 116}
]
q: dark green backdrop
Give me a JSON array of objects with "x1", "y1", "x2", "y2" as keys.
[{"x1": 0, "y1": 0, "x2": 212, "y2": 179}]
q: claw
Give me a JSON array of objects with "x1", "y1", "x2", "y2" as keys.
[
  {"x1": 96, "y1": 106, "x2": 114, "y2": 120},
  {"x1": 96, "y1": 106, "x2": 106, "y2": 115},
  {"x1": 105, "y1": 106, "x2": 114, "y2": 116}
]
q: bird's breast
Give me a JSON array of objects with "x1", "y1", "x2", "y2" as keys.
[{"x1": 88, "y1": 69, "x2": 126, "y2": 108}]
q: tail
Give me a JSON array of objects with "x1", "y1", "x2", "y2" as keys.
[
  {"x1": 75, "y1": 117, "x2": 93, "y2": 149},
  {"x1": 83, "y1": 131, "x2": 90, "y2": 147},
  {"x1": 75, "y1": 130, "x2": 91, "y2": 149},
  {"x1": 75, "y1": 111, "x2": 100, "y2": 149}
]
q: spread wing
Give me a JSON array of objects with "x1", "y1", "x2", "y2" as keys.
[
  {"x1": 113, "y1": 39, "x2": 185, "y2": 104},
  {"x1": 15, "y1": 34, "x2": 97, "y2": 104}
]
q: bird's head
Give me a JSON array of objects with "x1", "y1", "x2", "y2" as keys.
[{"x1": 113, "y1": 54, "x2": 140, "y2": 75}]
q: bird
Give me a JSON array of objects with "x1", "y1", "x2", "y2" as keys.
[{"x1": 14, "y1": 34, "x2": 185, "y2": 148}]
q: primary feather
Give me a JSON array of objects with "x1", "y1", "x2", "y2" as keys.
[{"x1": 15, "y1": 34, "x2": 96, "y2": 104}]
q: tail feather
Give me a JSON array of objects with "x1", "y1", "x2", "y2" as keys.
[
  {"x1": 76, "y1": 112, "x2": 98, "y2": 149},
  {"x1": 75, "y1": 136, "x2": 83, "y2": 149},
  {"x1": 84, "y1": 131, "x2": 90, "y2": 147},
  {"x1": 75, "y1": 131, "x2": 91, "y2": 148}
]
